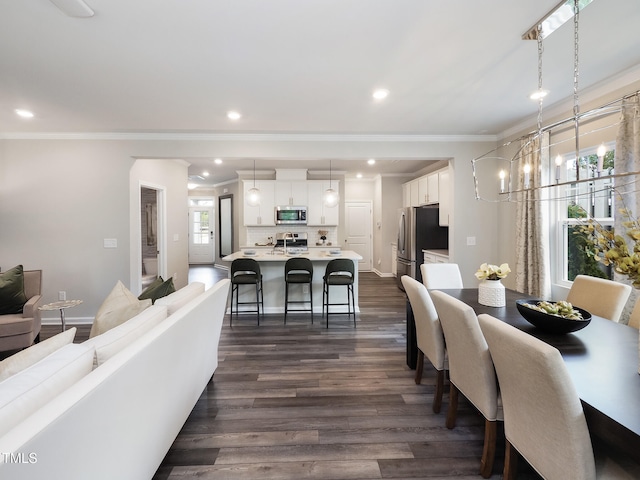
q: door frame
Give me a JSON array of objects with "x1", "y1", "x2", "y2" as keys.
[
  {"x1": 135, "y1": 182, "x2": 166, "y2": 294},
  {"x1": 188, "y1": 196, "x2": 216, "y2": 264}
]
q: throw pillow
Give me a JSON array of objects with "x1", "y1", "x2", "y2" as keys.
[
  {"x1": 0, "y1": 327, "x2": 77, "y2": 382},
  {"x1": 0, "y1": 265, "x2": 28, "y2": 315},
  {"x1": 83, "y1": 305, "x2": 168, "y2": 367},
  {"x1": 88, "y1": 299, "x2": 152, "y2": 338},
  {"x1": 90, "y1": 280, "x2": 146, "y2": 338},
  {"x1": 138, "y1": 277, "x2": 176, "y2": 304}
]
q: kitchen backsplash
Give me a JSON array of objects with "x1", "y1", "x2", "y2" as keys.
[{"x1": 246, "y1": 226, "x2": 338, "y2": 246}]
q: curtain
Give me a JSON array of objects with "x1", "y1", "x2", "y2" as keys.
[
  {"x1": 515, "y1": 132, "x2": 551, "y2": 298},
  {"x1": 614, "y1": 93, "x2": 640, "y2": 323}
]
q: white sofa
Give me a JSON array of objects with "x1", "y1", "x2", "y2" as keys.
[{"x1": 0, "y1": 278, "x2": 230, "y2": 480}]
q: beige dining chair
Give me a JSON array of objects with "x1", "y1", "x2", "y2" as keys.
[
  {"x1": 430, "y1": 290, "x2": 501, "y2": 478},
  {"x1": 478, "y1": 313, "x2": 640, "y2": 480},
  {"x1": 401, "y1": 275, "x2": 447, "y2": 413},
  {"x1": 628, "y1": 296, "x2": 640, "y2": 329},
  {"x1": 566, "y1": 274, "x2": 631, "y2": 323},
  {"x1": 420, "y1": 263, "x2": 463, "y2": 290}
]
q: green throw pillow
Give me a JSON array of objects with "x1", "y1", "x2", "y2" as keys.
[
  {"x1": 138, "y1": 276, "x2": 175, "y2": 304},
  {"x1": 0, "y1": 265, "x2": 28, "y2": 315}
]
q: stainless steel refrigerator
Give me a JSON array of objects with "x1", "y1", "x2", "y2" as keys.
[{"x1": 396, "y1": 205, "x2": 448, "y2": 290}]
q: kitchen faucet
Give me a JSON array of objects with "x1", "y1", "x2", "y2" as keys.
[{"x1": 283, "y1": 232, "x2": 294, "y2": 254}]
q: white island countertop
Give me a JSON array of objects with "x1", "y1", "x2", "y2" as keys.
[
  {"x1": 221, "y1": 250, "x2": 363, "y2": 316},
  {"x1": 222, "y1": 250, "x2": 362, "y2": 262}
]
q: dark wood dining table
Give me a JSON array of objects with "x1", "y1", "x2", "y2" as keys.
[{"x1": 436, "y1": 288, "x2": 640, "y2": 462}]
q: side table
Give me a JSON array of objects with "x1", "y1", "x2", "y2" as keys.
[{"x1": 39, "y1": 299, "x2": 83, "y2": 332}]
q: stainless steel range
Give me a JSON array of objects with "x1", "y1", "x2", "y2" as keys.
[{"x1": 275, "y1": 232, "x2": 308, "y2": 254}]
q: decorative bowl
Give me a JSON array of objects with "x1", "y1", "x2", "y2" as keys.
[{"x1": 515, "y1": 299, "x2": 591, "y2": 334}]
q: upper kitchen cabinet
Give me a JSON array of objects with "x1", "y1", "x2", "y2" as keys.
[
  {"x1": 438, "y1": 169, "x2": 450, "y2": 226},
  {"x1": 274, "y1": 181, "x2": 308, "y2": 206},
  {"x1": 307, "y1": 180, "x2": 340, "y2": 226},
  {"x1": 402, "y1": 166, "x2": 450, "y2": 212},
  {"x1": 403, "y1": 179, "x2": 420, "y2": 207},
  {"x1": 243, "y1": 180, "x2": 276, "y2": 226}
]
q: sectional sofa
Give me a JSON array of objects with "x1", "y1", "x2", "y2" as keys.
[{"x1": 0, "y1": 278, "x2": 230, "y2": 480}]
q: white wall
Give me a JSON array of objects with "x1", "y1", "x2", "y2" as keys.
[
  {"x1": 0, "y1": 140, "x2": 189, "y2": 322},
  {"x1": 0, "y1": 135, "x2": 497, "y2": 321}
]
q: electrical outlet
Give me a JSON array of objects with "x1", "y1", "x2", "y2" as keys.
[
  {"x1": 466, "y1": 236, "x2": 476, "y2": 246},
  {"x1": 302, "y1": 285, "x2": 309, "y2": 294},
  {"x1": 58, "y1": 291, "x2": 66, "y2": 301}
]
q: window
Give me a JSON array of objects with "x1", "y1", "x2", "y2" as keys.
[{"x1": 554, "y1": 147, "x2": 615, "y2": 284}]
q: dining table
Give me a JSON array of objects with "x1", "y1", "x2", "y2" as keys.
[{"x1": 430, "y1": 288, "x2": 640, "y2": 463}]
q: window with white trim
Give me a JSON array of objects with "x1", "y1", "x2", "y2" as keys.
[{"x1": 553, "y1": 146, "x2": 615, "y2": 285}]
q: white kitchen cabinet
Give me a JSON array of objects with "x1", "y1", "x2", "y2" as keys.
[
  {"x1": 307, "y1": 180, "x2": 340, "y2": 226},
  {"x1": 438, "y1": 169, "x2": 450, "y2": 226},
  {"x1": 423, "y1": 249, "x2": 449, "y2": 264},
  {"x1": 410, "y1": 179, "x2": 420, "y2": 207},
  {"x1": 243, "y1": 180, "x2": 275, "y2": 226},
  {"x1": 402, "y1": 183, "x2": 411, "y2": 207},
  {"x1": 274, "y1": 181, "x2": 308, "y2": 206},
  {"x1": 418, "y1": 177, "x2": 428, "y2": 205},
  {"x1": 427, "y1": 172, "x2": 439, "y2": 203}
]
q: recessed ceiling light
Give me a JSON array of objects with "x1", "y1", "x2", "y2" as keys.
[
  {"x1": 203, "y1": 171, "x2": 210, "y2": 177},
  {"x1": 367, "y1": 158, "x2": 376, "y2": 165},
  {"x1": 529, "y1": 89, "x2": 549, "y2": 100},
  {"x1": 227, "y1": 111, "x2": 241, "y2": 120},
  {"x1": 356, "y1": 173, "x2": 363, "y2": 179},
  {"x1": 372, "y1": 89, "x2": 389, "y2": 100},
  {"x1": 214, "y1": 158, "x2": 223, "y2": 164},
  {"x1": 187, "y1": 183, "x2": 198, "y2": 190},
  {"x1": 15, "y1": 109, "x2": 34, "y2": 118}
]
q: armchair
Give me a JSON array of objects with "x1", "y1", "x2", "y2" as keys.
[{"x1": 0, "y1": 269, "x2": 43, "y2": 353}]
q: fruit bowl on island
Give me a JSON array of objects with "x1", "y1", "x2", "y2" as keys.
[{"x1": 515, "y1": 299, "x2": 592, "y2": 334}]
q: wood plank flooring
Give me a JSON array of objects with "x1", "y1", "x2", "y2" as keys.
[{"x1": 42, "y1": 268, "x2": 541, "y2": 479}]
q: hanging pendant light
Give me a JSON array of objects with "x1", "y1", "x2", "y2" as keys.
[
  {"x1": 247, "y1": 159, "x2": 260, "y2": 207},
  {"x1": 323, "y1": 160, "x2": 339, "y2": 207}
]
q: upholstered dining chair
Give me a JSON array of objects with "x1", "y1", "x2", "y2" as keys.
[
  {"x1": 478, "y1": 313, "x2": 640, "y2": 480},
  {"x1": 566, "y1": 274, "x2": 631, "y2": 323},
  {"x1": 430, "y1": 290, "x2": 501, "y2": 478},
  {"x1": 401, "y1": 275, "x2": 447, "y2": 413},
  {"x1": 627, "y1": 296, "x2": 640, "y2": 329},
  {"x1": 420, "y1": 263, "x2": 463, "y2": 290}
]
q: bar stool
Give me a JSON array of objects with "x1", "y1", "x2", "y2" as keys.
[
  {"x1": 230, "y1": 258, "x2": 263, "y2": 326},
  {"x1": 284, "y1": 257, "x2": 314, "y2": 324},
  {"x1": 322, "y1": 258, "x2": 356, "y2": 328}
]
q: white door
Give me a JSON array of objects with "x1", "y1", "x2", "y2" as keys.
[
  {"x1": 189, "y1": 206, "x2": 214, "y2": 264},
  {"x1": 345, "y1": 201, "x2": 372, "y2": 271}
]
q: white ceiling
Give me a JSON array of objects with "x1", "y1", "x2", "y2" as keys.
[{"x1": 2, "y1": 0, "x2": 639, "y2": 185}]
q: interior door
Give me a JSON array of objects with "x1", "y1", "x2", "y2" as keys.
[
  {"x1": 345, "y1": 201, "x2": 372, "y2": 271},
  {"x1": 189, "y1": 206, "x2": 214, "y2": 264}
]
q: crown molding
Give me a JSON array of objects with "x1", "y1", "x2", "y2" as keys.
[{"x1": 0, "y1": 131, "x2": 497, "y2": 143}]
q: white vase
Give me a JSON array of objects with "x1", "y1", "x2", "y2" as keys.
[{"x1": 478, "y1": 279, "x2": 506, "y2": 307}]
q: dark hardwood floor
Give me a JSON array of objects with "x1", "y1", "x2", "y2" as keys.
[{"x1": 41, "y1": 267, "x2": 541, "y2": 479}]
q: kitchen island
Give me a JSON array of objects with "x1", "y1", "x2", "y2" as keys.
[{"x1": 221, "y1": 250, "x2": 363, "y2": 315}]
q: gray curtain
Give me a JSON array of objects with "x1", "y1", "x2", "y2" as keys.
[
  {"x1": 515, "y1": 132, "x2": 551, "y2": 298},
  {"x1": 614, "y1": 93, "x2": 640, "y2": 323}
]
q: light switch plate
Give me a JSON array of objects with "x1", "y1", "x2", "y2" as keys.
[
  {"x1": 104, "y1": 238, "x2": 118, "y2": 248},
  {"x1": 466, "y1": 236, "x2": 476, "y2": 246}
]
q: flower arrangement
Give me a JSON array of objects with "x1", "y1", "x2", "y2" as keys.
[
  {"x1": 576, "y1": 208, "x2": 640, "y2": 288},
  {"x1": 318, "y1": 230, "x2": 328, "y2": 244},
  {"x1": 475, "y1": 263, "x2": 511, "y2": 281}
]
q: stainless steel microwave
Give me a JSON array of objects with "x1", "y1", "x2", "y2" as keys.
[{"x1": 275, "y1": 206, "x2": 307, "y2": 225}]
